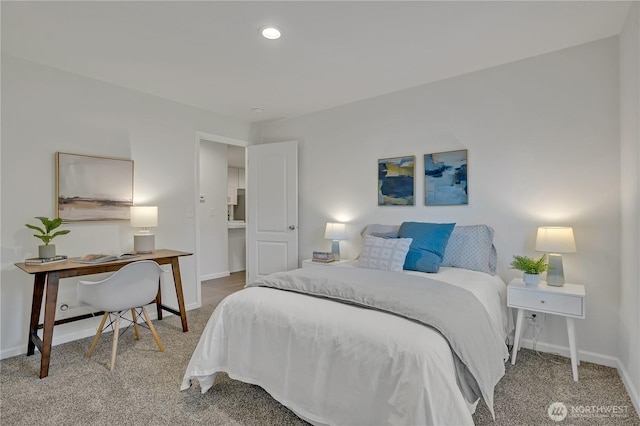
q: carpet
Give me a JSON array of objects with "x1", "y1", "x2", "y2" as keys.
[{"x1": 1, "y1": 300, "x2": 637, "y2": 425}]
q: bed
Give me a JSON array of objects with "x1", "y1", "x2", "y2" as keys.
[{"x1": 181, "y1": 224, "x2": 511, "y2": 425}]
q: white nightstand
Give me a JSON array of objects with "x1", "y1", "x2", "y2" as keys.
[
  {"x1": 508, "y1": 278, "x2": 586, "y2": 381},
  {"x1": 302, "y1": 259, "x2": 353, "y2": 269}
]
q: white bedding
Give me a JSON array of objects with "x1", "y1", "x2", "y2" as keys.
[{"x1": 181, "y1": 266, "x2": 510, "y2": 425}]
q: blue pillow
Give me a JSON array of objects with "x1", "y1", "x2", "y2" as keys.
[{"x1": 398, "y1": 222, "x2": 456, "y2": 273}]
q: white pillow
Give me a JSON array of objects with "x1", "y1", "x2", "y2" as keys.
[{"x1": 358, "y1": 235, "x2": 412, "y2": 272}]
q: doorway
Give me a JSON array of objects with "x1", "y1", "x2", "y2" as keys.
[
  {"x1": 226, "y1": 145, "x2": 246, "y2": 274},
  {"x1": 196, "y1": 132, "x2": 248, "y2": 307}
]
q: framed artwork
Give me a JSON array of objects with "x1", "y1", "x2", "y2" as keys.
[
  {"x1": 424, "y1": 149, "x2": 468, "y2": 206},
  {"x1": 378, "y1": 156, "x2": 415, "y2": 206},
  {"x1": 56, "y1": 152, "x2": 134, "y2": 222}
]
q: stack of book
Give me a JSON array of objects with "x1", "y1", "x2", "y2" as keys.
[
  {"x1": 25, "y1": 255, "x2": 68, "y2": 265},
  {"x1": 312, "y1": 251, "x2": 335, "y2": 263}
]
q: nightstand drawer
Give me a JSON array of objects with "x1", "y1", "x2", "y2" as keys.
[{"x1": 509, "y1": 288, "x2": 583, "y2": 317}]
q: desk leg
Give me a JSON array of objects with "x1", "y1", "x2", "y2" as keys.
[
  {"x1": 567, "y1": 317, "x2": 579, "y2": 382},
  {"x1": 40, "y1": 272, "x2": 60, "y2": 378},
  {"x1": 511, "y1": 309, "x2": 525, "y2": 365},
  {"x1": 171, "y1": 258, "x2": 188, "y2": 332},
  {"x1": 155, "y1": 278, "x2": 163, "y2": 321},
  {"x1": 27, "y1": 273, "x2": 46, "y2": 356}
]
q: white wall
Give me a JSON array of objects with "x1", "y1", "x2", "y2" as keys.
[
  {"x1": 0, "y1": 55, "x2": 251, "y2": 358},
  {"x1": 619, "y1": 2, "x2": 640, "y2": 410},
  {"x1": 199, "y1": 141, "x2": 229, "y2": 280},
  {"x1": 260, "y1": 38, "x2": 621, "y2": 362}
]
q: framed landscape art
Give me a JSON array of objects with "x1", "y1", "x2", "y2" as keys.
[
  {"x1": 424, "y1": 149, "x2": 468, "y2": 206},
  {"x1": 56, "y1": 152, "x2": 134, "y2": 222},
  {"x1": 378, "y1": 156, "x2": 415, "y2": 206}
]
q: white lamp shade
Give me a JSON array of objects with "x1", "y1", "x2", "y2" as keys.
[
  {"x1": 535, "y1": 226, "x2": 576, "y2": 253},
  {"x1": 130, "y1": 206, "x2": 158, "y2": 228},
  {"x1": 324, "y1": 222, "x2": 347, "y2": 240}
]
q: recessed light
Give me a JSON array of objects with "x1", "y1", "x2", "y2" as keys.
[
  {"x1": 251, "y1": 107, "x2": 264, "y2": 113},
  {"x1": 260, "y1": 26, "x2": 282, "y2": 40}
]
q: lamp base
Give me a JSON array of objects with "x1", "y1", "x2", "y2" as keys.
[
  {"x1": 134, "y1": 233, "x2": 155, "y2": 254},
  {"x1": 546, "y1": 253, "x2": 565, "y2": 286}
]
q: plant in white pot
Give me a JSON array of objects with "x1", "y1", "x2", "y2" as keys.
[
  {"x1": 510, "y1": 254, "x2": 548, "y2": 286},
  {"x1": 25, "y1": 216, "x2": 70, "y2": 258}
]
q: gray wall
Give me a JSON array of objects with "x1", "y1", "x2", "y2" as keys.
[
  {"x1": 619, "y1": 2, "x2": 640, "y2": 409},
  {"x1": 1, "y1": 55, "x2": 251, "y2": 357},
  {"x1": 260, "y1": 38, "x2": 622, "y2": 365}
]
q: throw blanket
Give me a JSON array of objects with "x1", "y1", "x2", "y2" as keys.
[{"x1": 248, "y1": 266, "x2": 509, "y2": 417}]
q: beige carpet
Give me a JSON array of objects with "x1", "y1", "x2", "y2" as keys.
[{"x1": 1, "y1": 297, "x2": 637, "y2": 425}]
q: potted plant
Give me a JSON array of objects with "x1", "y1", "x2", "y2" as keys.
[
  {"x1": 25, "y1": 216, "x2": 70, "y2": 258},
  {"x1": 510, "y1": 254, "x2": 548, "y2": 286}
]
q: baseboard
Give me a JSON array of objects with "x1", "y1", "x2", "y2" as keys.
[
  {"x1": 520, "y1": 338, "x2": 640, "y2": 417},
  {"x1": 0, "y1": 301, "x2": 201, "y2": 360},
  {"x1": 201, "y1": 271, "x2": 230, "y2": 281},
  {"x1": 518, "y1": 338, "x2": 619, "y2": 367},
  {"x1": 616, "y1": 359, "x2": 640, "y2": 417}
]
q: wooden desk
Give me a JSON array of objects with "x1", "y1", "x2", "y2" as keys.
[{"x1": 15, "y1": 249, "x2": 192, "y2": 378}]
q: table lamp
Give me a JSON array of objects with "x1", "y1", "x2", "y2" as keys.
[
  {"x1": 324, "y1": 222, "x2": 347, "y2": 261},
  {"x1": 130, "y1": 206, "x2": 158, "y2": 254},
  {"x1": 535, "y1": 226, "x2": 576, "y2": 286}
]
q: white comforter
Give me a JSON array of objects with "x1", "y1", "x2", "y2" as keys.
[{"x1": 181, "y1": 266, "x2": 510, "y2": 425}]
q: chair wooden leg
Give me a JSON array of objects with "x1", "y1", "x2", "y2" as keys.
[
  {"x1": 87, "y1": 312, "x2": 109, "y2": 358},
  {"x1": 131, "y1": 308, "x2": 140, "y2": 340},
  {"x1": 110, "y1": 314, "x2": 121, "y2": 371},
  {"x1": 141, "y1": 307, "x2": 164, "y2": 352}
]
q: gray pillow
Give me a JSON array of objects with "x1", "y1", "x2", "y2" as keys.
[
  {"x1": 442, "y1": 225, "x2": 497, "y2": 275},
  {"x1": 370, "y1": 231, "x2": 399, "y2": 239},
  {"x1": 361, "y1": 224, "x2": 400, "y2": 237}
]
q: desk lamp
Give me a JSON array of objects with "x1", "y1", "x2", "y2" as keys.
[
  {"x1": 324, "y1": 222, "x2": 347, "y2": 260},
  {"x1": 130, "y1": 206, "x2": 158, "y2": 254},
  {"x1": 535, "y1": 226, "x2": 576, "y2": 286}
]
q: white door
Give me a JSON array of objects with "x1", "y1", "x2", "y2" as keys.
[{"x1": 246, "y1": 141, "x2": 298, "y2": 284}]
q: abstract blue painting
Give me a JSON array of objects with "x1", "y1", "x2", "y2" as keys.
[
  {"x1": 378, "y1": 156, "x2": 415, "y2": 206},
  {"x1": 424, "y1": 149, "x2": 468, "y2": 206}
]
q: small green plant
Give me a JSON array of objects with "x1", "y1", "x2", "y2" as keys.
[
  {"x1": 510, "y1": 254, "x2": 548, "y2": 274},
  {"x1": 25, "y1": 216, "x2": 70, "y2": 245}
]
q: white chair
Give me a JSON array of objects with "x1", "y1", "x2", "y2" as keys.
[{"x1": 77, "y1": 260, "x2": 165, "y2": 371}]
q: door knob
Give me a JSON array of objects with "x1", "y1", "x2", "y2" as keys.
[{"x1": 289, "y1": 225, "x2": 296, "y2": 230}]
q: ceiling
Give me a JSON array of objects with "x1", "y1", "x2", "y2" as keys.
[{"x1": 1, "y1": 1, "x2": 632, "y2": 123}]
